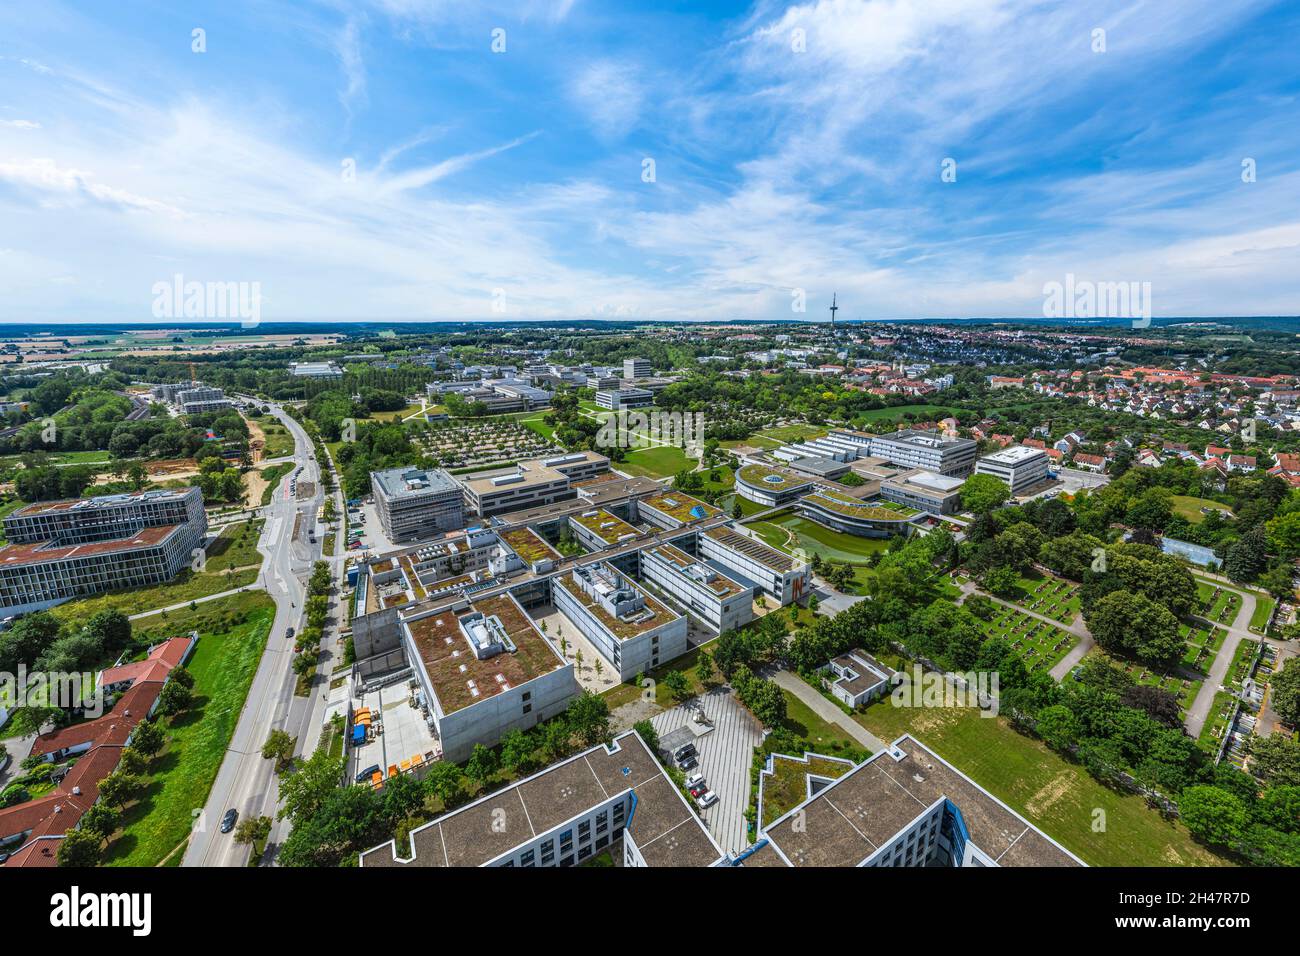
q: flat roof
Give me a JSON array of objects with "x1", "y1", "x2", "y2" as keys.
[
  {"x1": 647, "y1": 543, "x2": 748, "y2": 599},
  {"x1": 885, "y1": 469, "x2": 965, "y2": 494},
  {"x1": 372, "y1": 466, "x2": 459, "y2": 498},
  {"x1": 359, "y1": 731, "x2": 724, "y2": 868},
  {"x1": 801, "y1": 489, "x2": 919, "y2": 520},
  {"x1": 761, "y1": 734, "x2": 1083, "y2": 867},
  {"x1": 498, "y1": 527, "x2": 561, "y2": 564},
  {"x1": 559, "y1": 566, "x2": 679, "y2": 640},
  {"x1": 640, "y1": 491, "x2": 720, "y2": 523},
  {"x1": 703, "y1": 525, "x2": 797, "y2": 573},
  {"x1": 736, "y1": 463, "x2": 814, "y2": 492},
  {"x1": 571, "y1": 508, "x2": 639, "y2": 545},
  {"x1": 0, "y1": 523, "x2": 182, "y2": 567},
  {"x1": 12, "y1": 487, "x2": 194, "y2": 517},
  {"x1": 404, "y1": 593, "x2": 566, "y2": 715},
  {"x1": 874, "y1": 429, "x2": 976, "y2": 451},
  {"x1": 980, "y1": 445, "x2": 1049, "y2": 465}
]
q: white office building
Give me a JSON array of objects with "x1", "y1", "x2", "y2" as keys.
[{"x1": 974, "y1": 445, "x2": 1050, "y2": 496}]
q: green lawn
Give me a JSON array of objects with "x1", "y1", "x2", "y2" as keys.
[
  {"x1": 204, "y1": 519, "x2": 264, "y2": 573},
  {"x1": 753, "y1": 423, "x2": 828, "y2": 443},
  {"x1": 778, "y1": 688, "x2": 866, "y2": 757},
  {"x1": 259, "y1": 420, "x2": 296, "y2": 458},
  {"x1": 104, "y1": 594, "x2": 275, "y2": 866},
  {"x1": 619, "y1": 444, "x2": 696, "y2": 479},
  {"x1": 857, "y1": 701, "x2": 1232, "y2": 866},
  {"x1": 259, "y1": 462, "x2": 294, "y2": 505},
  {"x1": 1170, "y1": 495, "x2": 1234, "y2": 524},
  {"x1": 759, "y1": 752, "x2": 855, "y2": 827},
  {"x1": 1004, "y1": 569, "x2": 1080, "y2": 624},
  {"x1": 51, "y1": 567, "x2": 260, "y2": 631},
  {"x1": 519, "y1": 412, "x2": 556, "y2": 442},
  {"x1": 746, "y1": 512, "x2": 891, "y2": 563}
]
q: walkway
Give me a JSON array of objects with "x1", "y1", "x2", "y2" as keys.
[
  {"x1": 1185, "y1": 582, "x2": 1260, "y2": 737},
  {"x1": 770, "y1": 668, "x2": 887, "y2": 753},
  {"x1": 127, "y1": 576, "x2": 264, "y2": 620}
]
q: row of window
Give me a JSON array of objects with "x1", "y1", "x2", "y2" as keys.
[{"x1": 504, "y1": 802, "x2": 627, "y2": 867}]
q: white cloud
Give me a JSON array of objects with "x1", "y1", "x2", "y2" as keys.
[
  {"x1": 0, "y1": 119, "x2": 41, "y2": 130},
  {"x1": 569, "y1": 60, "x2": 645, "y2": 139}
]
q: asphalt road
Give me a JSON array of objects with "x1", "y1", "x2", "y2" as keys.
[{"x1": 183, "y1": 401, "x2": 332, "y2": 867}]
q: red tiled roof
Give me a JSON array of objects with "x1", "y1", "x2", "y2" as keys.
[
  {"x1": 98, "y1": 636, "x2": 194, "y2": 688},
  {"x1": 31, "y1": 681, "x2": 162, "y2": 757}
]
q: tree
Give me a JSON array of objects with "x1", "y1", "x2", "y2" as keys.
[
  {"x1": 1035, "y1": 704, "x2": 1081, "y2": 752},
  {"x1": 695, "y1": 650, "x2": 717, "y2": 688},
  {"x1": 1224, "y1": 525, "x2": 1269, "y2": 583},
  {"x1": 277, "y1": 749, "x2": 346, "y2": 822},
  {"x1": 1179, "y1": 785, "x2": 1248, "y2": 848},
  {"x1": 632, "y1": 719, "x2": 660, "y2": 755},
  {"x1": 1085, "y1": 589, "x2": 1183, "y2": 668},
  {"x1": 97, "y1": 771, "x2": 145, "y2": 808},
  {"x1": 499, "y1": 728, "x2": 534, "y2": 775},
  {"x1": 79, "y1": 801, "x2": 121, "y2": 840},
  {"x1": 57, "y1": 827, "x2": 104, "y2": 867},
  {"x1": 662, "y1": 670, "x2": 689, "y2": 702},
  {"x1": 261, "y1": 729, "x2": 298, "y2": 771},
  {"x1": 424, "y1": 760, "x2": 464, "y2": 809},
  {"x1": 130, "y1": 719, "x2": 165, "y2": 758},
  {"x1": 539, "y1": 718, "x2": 573, "y2": 763},
  {"x1": 156, "y1": 679, "x2": 193, "y2": 716},
  {"x1": 1270, "y1": 659, "x2": 1300, "y2": 728},
  {"x1": 565, "y1": 690, "x2": 611, "y2": 747},
  {"x1": 983, "y1": 565, "x2": 1020, "y2": 597},
  {"x1": 234, "y1": 814, "x2": 274, "y2": 847},
  {"x1": 959, "y1": 474, "x2": 1010, "y2": 515},
  {"x1": 1249, "y1": 733, "x2": 1300, "y2": 788},
  {"x1": 465, "y1": 744, "x2": 499, "y2": 789}
]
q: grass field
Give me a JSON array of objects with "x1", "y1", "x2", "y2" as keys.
[
  {"x1": 857, "y1": 701, "x2": 1231, "y2": 866},
  {"x1": 778, "y1": 688, "x2": 867, "y2": 757},
  {"x1": 258, "y1": 420, "x2": 295, "y2": 458},
  {"x1": 759, "y1": 752, "x2": 855, "y2": 827},
  {"x1": 51, "y1": 567, "x2": 260, "y2": 631},
  {"x1": 204, "y1": 519, "x2": 264, "y2": 573},
  {"x1": 259, "y1": 462, "x2": 294, "y2": 505},
  {"x1": 519, "y1": 411, "x2": 556, "y2": 442},
  {"x1": 618, "y1": 444, "x2": 695, "y2": 478},
  {"x1": 1171, "y1": 495, "x2": 1234, "y2": 524},
  {"x1": 104, "y1": 593, "x2": 275, "y2": 866}
]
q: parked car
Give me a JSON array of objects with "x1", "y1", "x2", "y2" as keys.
[
  {"x1": 677, "y1": 754, "x2": 698, "y2": 771},
  {"x1": 0, "y1": 851, "x2": 9, "y2": 865},
  {"x1": 355, "y1": 764, "x2": 381, "y2": 784},
  {"x1": 684, "y1": 772, "x2": 705, "y2": 790},
  {"x1": 220, "y1": 808, "x2": 239, "y2": 834},
  {"x1": 672, "y1": 743, "x2": 697, "y2": 762},
  {"x1": 695, "y1": 790, "x2": 718, "y2": 809}
]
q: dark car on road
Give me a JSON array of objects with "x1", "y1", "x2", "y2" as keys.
[{"x1": 220, "y1": 808, "x2": 239, "y2": 834}]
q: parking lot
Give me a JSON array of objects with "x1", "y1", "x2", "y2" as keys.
[
  {"x1": 350, "y1": 499, "x2": 400, "y2": 557},
  {"x1": 650, "y1": 686, "x2": 763, "y2": 856},
  {"x1": 348, "y1": 680, "x2": 441, "y2": 784}
]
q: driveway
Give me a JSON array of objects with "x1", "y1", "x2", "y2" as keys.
[{"x1": 650, "y1": 686, "x2": 762, "y2": 856}]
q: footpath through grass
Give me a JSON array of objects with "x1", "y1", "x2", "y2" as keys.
[
  {"x1": 51, "y1": 567, "x2": 260, "y2": 630},
  {"x1": 857, "y1": 701, "x2": 1231, "y2": 867},
  {"x1": 104, "y1": 593, "x2": 275, "y2": 866}
]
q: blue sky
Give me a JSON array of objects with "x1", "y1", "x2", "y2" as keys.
[{"x1": 1, "y1": 0, "x2": 1297, "y2": 323}]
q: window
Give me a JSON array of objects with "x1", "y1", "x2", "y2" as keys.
[
  {"x1": 521, "y1": 849, "x2": 535, "y2": 867},
  {"x1": 522, "y1": 703, "x2": 532, "y2": 715}
]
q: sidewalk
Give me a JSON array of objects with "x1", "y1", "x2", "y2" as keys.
[{"x1": 770, "y1": 668, "x2": 887, "y2": 753}]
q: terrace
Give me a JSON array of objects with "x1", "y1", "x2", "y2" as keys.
[{"x1": 404, "y1": 593, "x2": 566, "y2": 715}]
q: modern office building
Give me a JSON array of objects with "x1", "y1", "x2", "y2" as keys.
[
  {"x1": 699, "y1": 525, "x2": 811, "y2": 605},
  {"x1": 0, "y1": 488, "x2": 208, "y2": 614},
  {"x1": 594, "y1": 387, "x2": 653, "y2": 410},
  {"x1": 734, "y1": 463, "x2": 815, "y2": 507},
  {"x1": 640, "y1": 543, "x2": 753, "y2": 635},
  {"x1": 360, "y1": 730, "x2": 726, "y2": 868},
  {"x1": 568, "y1": 508, "x2": 640, "y2": 551},
  {"x1": 371, "y1": 467, "x2": 465, "y2": 543},
  {"x1": 974, "y1": 445, "x2": 1051, "y2": 496},
  {"x1": 175, "y1": 385, "x2": 232, "y2": 415},
  {"x1": 796, "y1": 488, "x2": 922, "y2": 538},
  {"x1": 623, "y1": 358, "x2": 653, "y2": 379},
  {"x1": 880, "y1": 469, "x2": 965, "y2": 515},
  {"x1": 635, "y1": 491, "x2": 720, "y2": 530},
  {"x1": 750, "y1": 735, "x2": 1085, "y2": 867},
  {"x1": 552, "y1": 562, "x2": 687, "y2": 680},
  {"x1": 459, "y1": 452, "x2": 609, "y2": 518},
  {"x1": 868, "y1": 430, "x2": 978, "y2": 477},
  {"x1": 402, "y1": 592, "x2": 577, "y2": 762},
  {"x1": 491, "y1": 527, "x2": 562, "y2": 575},
  {"x1": 289, "y1": 360, "x2": 343, "y2": 378}
]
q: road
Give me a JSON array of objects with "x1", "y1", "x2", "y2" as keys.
[{"x1": 183, "y1": 401, "x2": 332, "y2": 867}]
